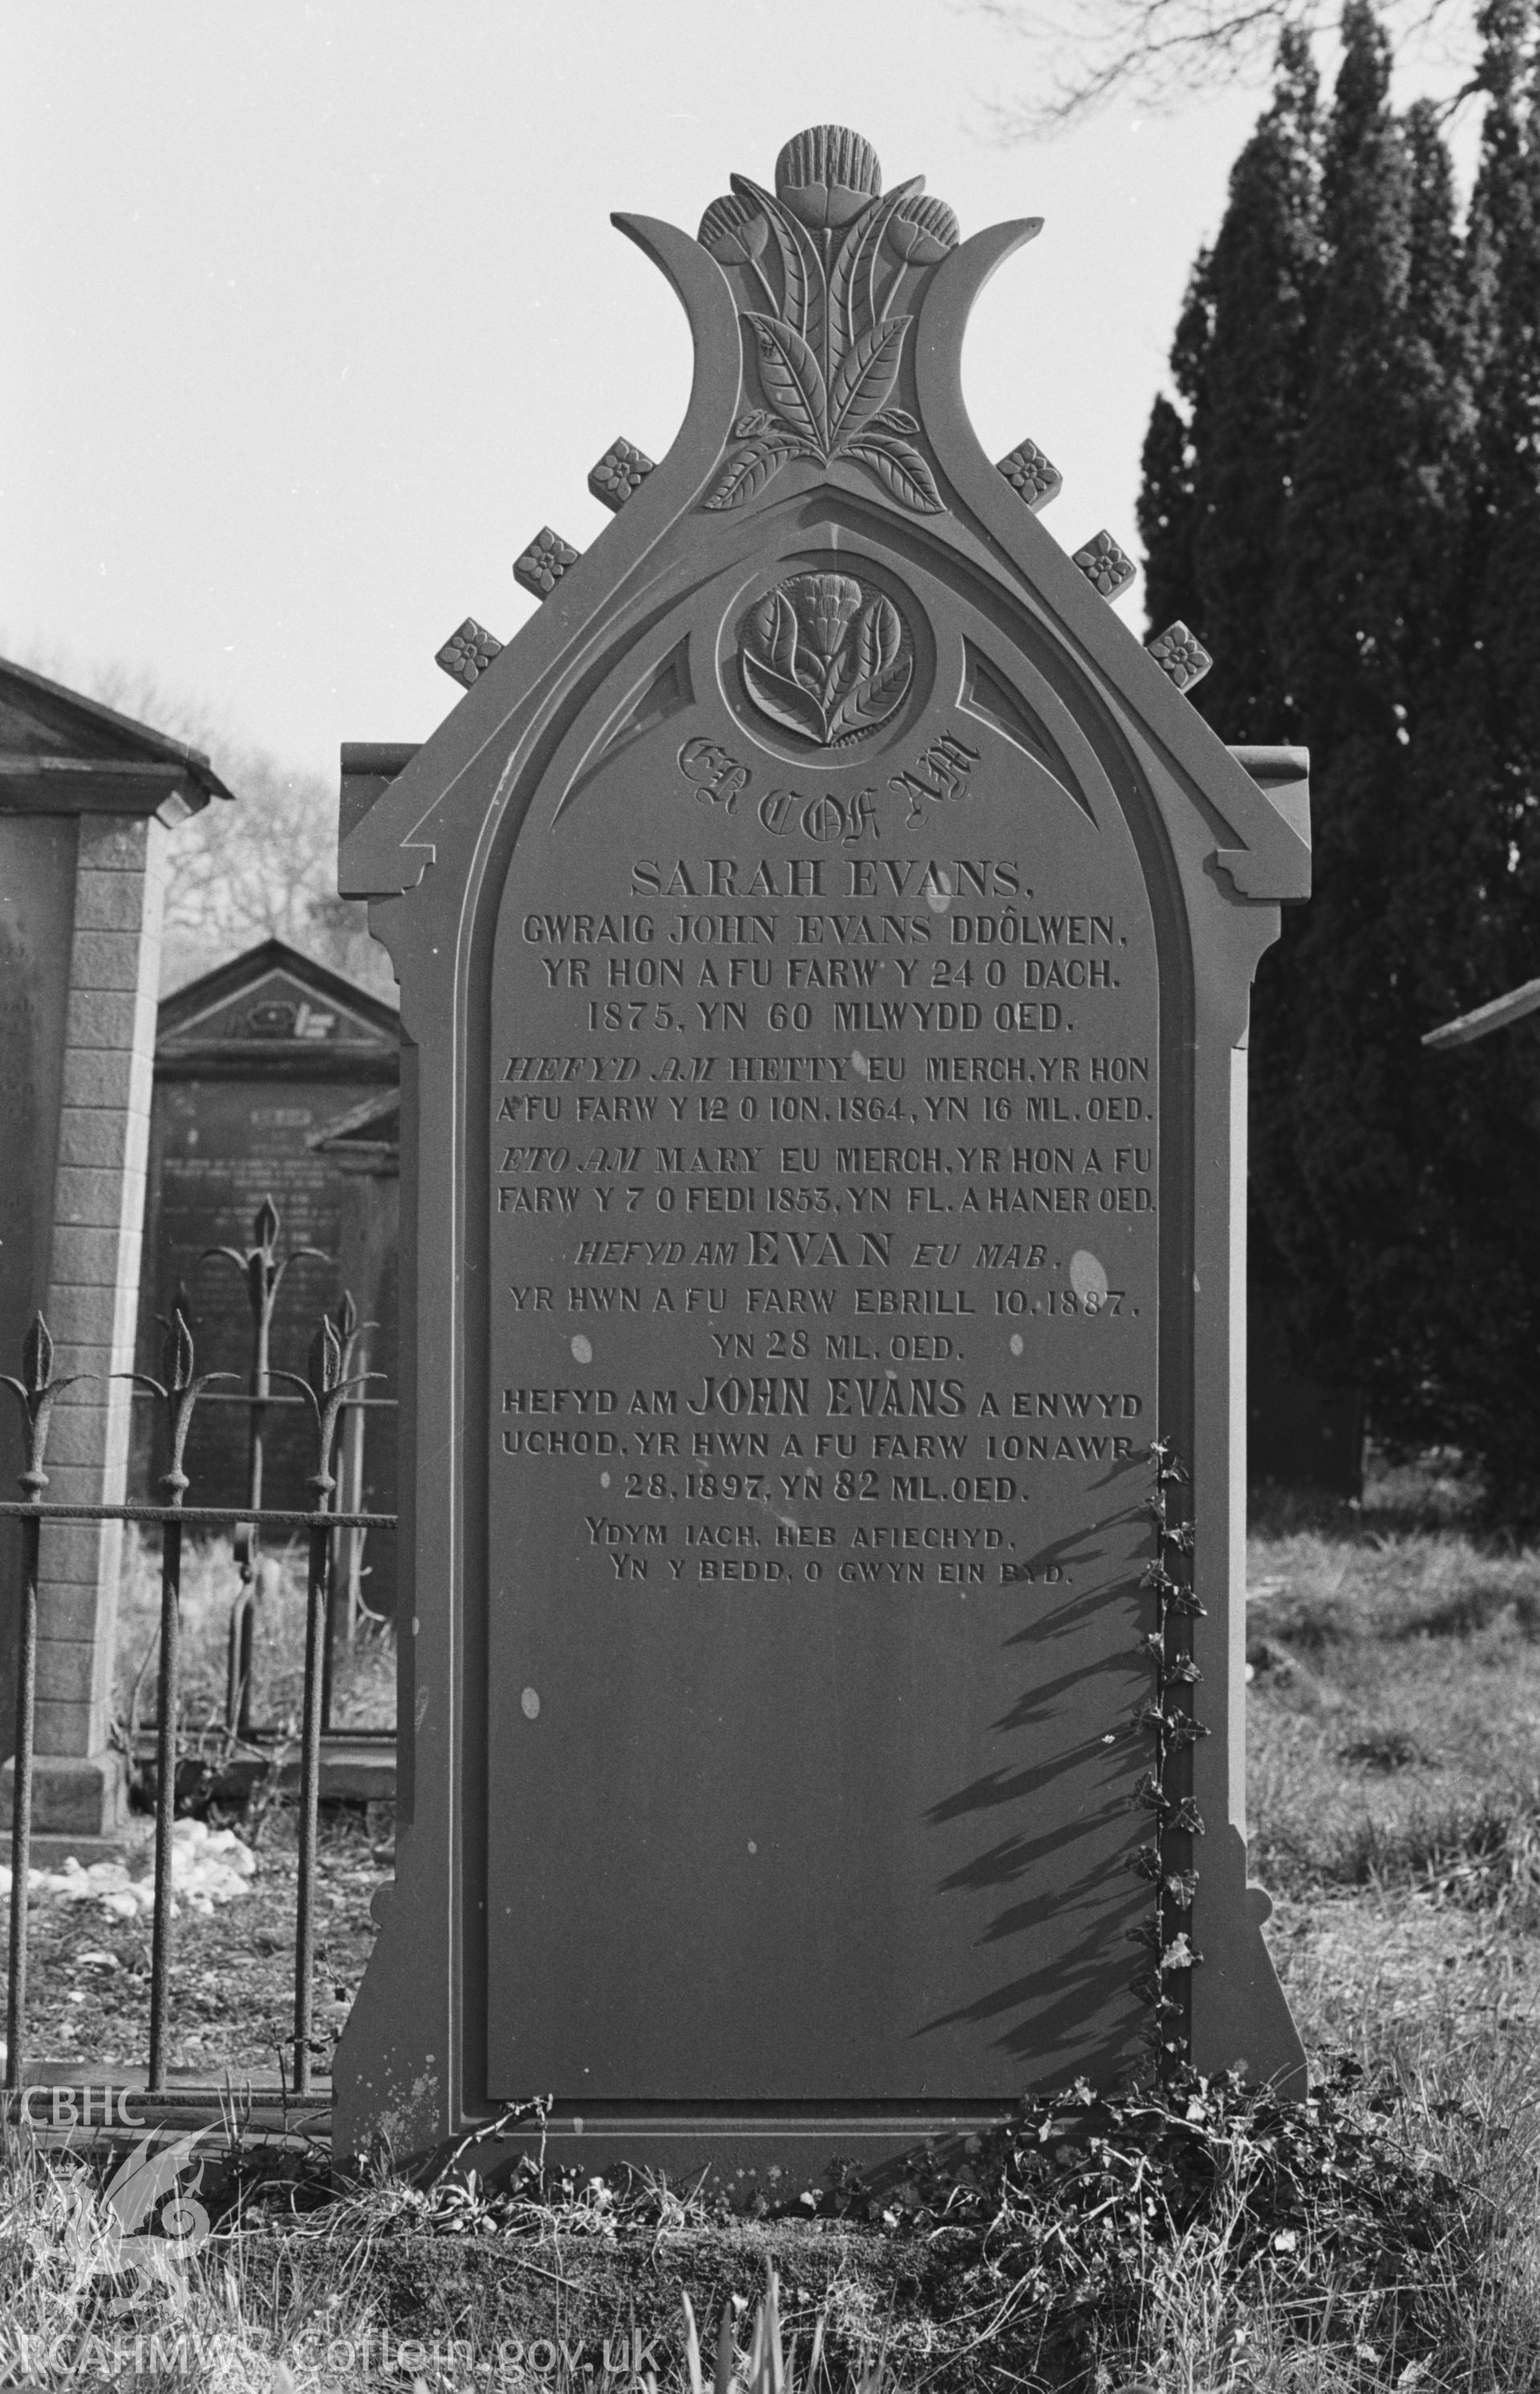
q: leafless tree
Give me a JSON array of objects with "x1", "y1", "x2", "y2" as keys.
[
  {"x1": 157, "y1": 744, "x2": 394, "y2": 1002},
  {"x1": 970, "y1": 0, "x2": 1481, "y2": 129},
  {"x1": 23, "y1": 653, "x2": 395, "y2": 1003}
]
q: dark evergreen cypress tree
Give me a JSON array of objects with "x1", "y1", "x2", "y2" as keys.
[
  {"x1": 1380, "y1": 0, "x2": 1540, "y2": 1493},
  {"x1": 1135, "y1": 43, "x2": 1327, "y2": 1366},
  {"x1": 1136, "y1": 256, "x2": 1211, "y2": 642},
  {"x1": 1192, "y1": 30, "x2": 1323, "y2": 744},
  {"x1": 1461, "y1": 0, "x2": 1540, "y2": 926},
  {"x1": 1259, "y1": 4, "x2": 1481, "y2": 1455},
  {"x1": 1137, "y1": 0, "x2": 1540, "y2": 1496},
  {"x1": 1137, "y1": 33, "x2": 1323, "y2": 741}
]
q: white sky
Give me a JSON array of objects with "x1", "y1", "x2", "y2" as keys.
[{"x1": 1, "y1": 2, "x2": 1477, "y2": 784}]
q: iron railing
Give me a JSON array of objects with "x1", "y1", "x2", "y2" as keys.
[
  {"x1": 0, "y1": 1242, "x2": 397, "y2": 2104},
  {"x1": 156, "y1": 1195, "x2": 397, "y2": 1738}
]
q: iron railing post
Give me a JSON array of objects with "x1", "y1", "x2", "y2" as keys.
[
  {"x1": 338, "y1": 1387, "x2": 368, "y2": 1650},
  {"x1": 128, "y1": 1312, "x2": 232, "y2": 2098},
  {"x1": 202, "y1": 1199, "x2": 328, "y2": 1736},
  {"x1": 237, "y1": 1221, "x2": 273, "y2": 1738},
  {"x1": 147, "y1": 1511, "x2": 182, "y2": 2093},
  {"x1": 227, "y1": 1521, "x2": 257, "y2": 1739},
  {"x1": 321, "y1": 1296, "x2": 369, "y2": 1737},
  {"x1": 294, "y1": 1513, "x2": 330, "y2": 2097},
  {"x1": 278, "y1": 1302, "x2": 377, "y2": 2099},
  {"x1": 2, "y1": 1316, "x2": 79, "y2": 2097},
  {"x1": 6, "y1": 1511, "x2": 38, "y2": 2095},
  {"x1": 318, "y1": 1532, "x2": 338, "y2": 1740}
]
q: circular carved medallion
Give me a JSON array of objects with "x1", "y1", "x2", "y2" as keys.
[{"x1": 738, "y1": 571, "x2": 913, "y2": 747}]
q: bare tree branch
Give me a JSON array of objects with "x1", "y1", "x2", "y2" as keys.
[
  {"x1": 160, "y1": 747, "x2": 395, "y2": 1003},
  {"x1": 9, "y1": 646, "x2": 394, "y2": 1002},
  {"x1": 967, "y1": 0, "x2": 1481, "y2": 130}
]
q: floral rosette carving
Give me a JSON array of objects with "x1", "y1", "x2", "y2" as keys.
[
  {"x1": 739, "y1": 572, "x2": 912, "y2": 747},
  {"x1": 698, "y1": 126, "x2": 956, "y2": 516}
]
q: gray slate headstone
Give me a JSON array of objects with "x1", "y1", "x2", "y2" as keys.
[{"x1": 335, "y1": 125, "x2": 1308, "y2": 2175}]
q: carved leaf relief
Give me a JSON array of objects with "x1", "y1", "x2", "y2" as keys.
[
  {"x1": 704, "y1": 437, "x2": 808, "y2": 510},
  {"x1": 745, "y1": 314, "x2": 829, "y2": 450},
  {"x1": 826, "y1": 317, "x2": 909, "y2": 442},
  {"x1": 843, "y1": 436, "x2": 942, "y2": 514}
]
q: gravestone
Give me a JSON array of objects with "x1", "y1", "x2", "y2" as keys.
[
  {"x1": 0, "y1": 657, "x2": 229, "y2": 1822},
  {"x1": 136, "y1": 940, "x2": 399, "y2": 1570},
  {"x1": 336, "y1": 126, "x2": 1309, "y2": 2172}
]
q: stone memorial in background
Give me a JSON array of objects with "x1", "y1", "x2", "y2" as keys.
[
  {"x1": 0, "y1": 658, "x2": 229, "y2": 1822},
  {"x1": 136, "y1": 938, "x2": 399, "y2": 1594},
  {"x1": 335, "y1": 126, "x2": 1311, "y2": 2171}
]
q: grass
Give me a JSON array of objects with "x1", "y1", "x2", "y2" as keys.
[
  {"x1": 0, "y1": 2052, "x2": 1530, "y2": 2390},
  {"x1": 1246, "y1": 1498, "x2": 1540, "y2": 1920},
  {"x1": 1232, "y1": 1466, "x2": 1540, "y2": 2388},
  {"x1": 4, "y1": 1476, "x2": 1540, "y2": 2386},
  {"x1": 112, "y1": 1529, "x2": 396, "y2": 1747}
]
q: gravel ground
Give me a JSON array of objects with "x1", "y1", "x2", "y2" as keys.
[{"x1": 2, "y1": 1804, "x2": 389, "y2": 2081}]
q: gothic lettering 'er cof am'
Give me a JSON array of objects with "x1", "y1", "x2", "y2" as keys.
[{"x1": 334, "y1": 122, "x2": 1312, "y2": 2180}]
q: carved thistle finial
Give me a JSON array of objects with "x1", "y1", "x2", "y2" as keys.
[
  {"x1": 696, "y1": 124, "x2": 958, "y2": 518},
  {"x1": 772, "y1": 127, "x2": 883, "y2": 227},
  {"x1": 1072, "y1": 532, "x2": 1137, "y2": 600},
  {"x1": 1147, "y1": 622, "x2": 1214, "y2": 691},
  {"x1": 740, "y1": 572, "x2": 913, "y2": 747}
]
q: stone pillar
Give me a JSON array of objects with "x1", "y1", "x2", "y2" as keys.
[
  {"x1": 0, "y1": 658, "x2": 229, "y2": 1838},
  {"x1": 29, "y1": 816, "x2": 168, "y2": 1830}
]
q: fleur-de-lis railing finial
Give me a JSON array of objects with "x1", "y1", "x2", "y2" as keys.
[
  {"x1": 125, "y1": 1308, "x2": 237, "y2": 1505},
  {"x1": 330, "y1": 1289, "x2": 376, "y2": 1393},
  {"x1": 277, "y1": 1298, "x2": 383, "y2": 1504},
  {"x1": 201, "y1": 1197, "x2": 330, "y2": 1352},
  {"x1": 0, "y1": 1314, "x2": 83, "y2": 1502},
  {"x1": 202, "y1": 1190, "x2": 330, "y2": 1532}
]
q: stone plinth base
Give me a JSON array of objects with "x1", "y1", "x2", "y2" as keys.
[
  {"x1": 0, "y1": 1750, "x2": 127, "y2": 1837},
  {"x1": 23, "y1": 1825, "x2": 152, "y2": 1870}
]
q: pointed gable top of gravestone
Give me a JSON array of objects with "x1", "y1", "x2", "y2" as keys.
[
  {"x1": 341, "y1": 122, "x2": 1309, "y2": 913},
  {"x1": 0, "y1": 654, "x2": 235, "y2": 820},
  {"x1": 156, "y1": 936, "x2": 399, "y2": 1073}
]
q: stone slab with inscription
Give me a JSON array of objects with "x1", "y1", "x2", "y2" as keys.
[
  {"x1": 335, "y1": 125, "x2": 1311, "y2": 2174},
  {"x1": 139, "y1": 939, "x2": 399, "y2": 1543}
]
